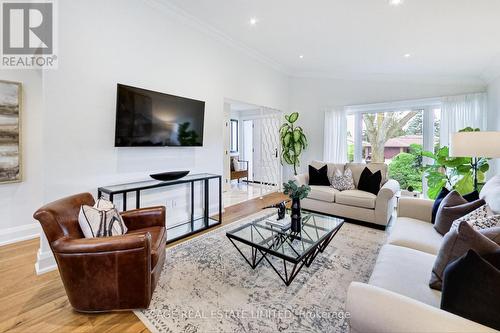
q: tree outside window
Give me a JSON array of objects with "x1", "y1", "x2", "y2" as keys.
[{"x1": 362, "y1": 110, "x2": 424, "y2": 192}]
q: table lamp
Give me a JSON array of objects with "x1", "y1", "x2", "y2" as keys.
[{"x1": 450, "y1": 131, "x2": 500, "y2": 190}]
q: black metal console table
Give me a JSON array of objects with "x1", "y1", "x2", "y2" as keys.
[{"x1": 98, "y1": 173, "x2": 222, "y2": 244}]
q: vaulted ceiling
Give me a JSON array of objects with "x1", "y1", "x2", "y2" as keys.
[{"x1": 164, "y1": 0, "x2": 500, "y2": 82}]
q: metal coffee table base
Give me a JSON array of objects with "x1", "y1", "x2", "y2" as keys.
[{"x1": 228, "y1": 226, "x2": 342, "y2": 286}]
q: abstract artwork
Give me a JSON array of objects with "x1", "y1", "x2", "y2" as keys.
[{"x1": 0, "y1": 81, "x2": 21, "y2": 183}]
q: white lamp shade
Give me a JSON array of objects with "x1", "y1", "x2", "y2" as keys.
[{"x1": 450, "y1": 131, "x2": 500, "y2": 158}]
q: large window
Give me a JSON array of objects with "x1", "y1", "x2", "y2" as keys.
[
  {"x1": 347, "y1": 114, "x2": 356, "y2": 162},
  {"x1": 347, "y1": 101, "x2": 441, "y2": 193}
]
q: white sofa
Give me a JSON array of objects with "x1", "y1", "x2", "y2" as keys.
[
  {"x1": 346, "y1": 197, "x2": 498, "y2": 333},
  {"x1": 294, "y1": 161, "x2": 400, "y2": 227}
]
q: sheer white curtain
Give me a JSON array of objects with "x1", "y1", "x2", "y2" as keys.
[
  {"x1": 440, "y1": 93, "x2": 487, "y2": 147},
  {"x1": 323, "y1": 108, "x2": 347, "y2": 163}
]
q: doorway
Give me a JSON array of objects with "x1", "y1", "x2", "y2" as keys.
[{"x1": 223, "y1": 100, "x2": 282, "y2": 208}]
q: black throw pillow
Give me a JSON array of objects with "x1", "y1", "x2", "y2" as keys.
[
  {"x1": 308, "y1": 165, "x2": 330, "y2": 186},
  {"x1": 441, "y1": 249, "x2": 500, "y2": 330},
  {"x1": 357, "y1": 167, "x2": 382, "y2": 195},
  {"x1": 431, "y1": 188, "x2": 480, "y2": 224},
  {"x1": 463, "y1": 190, "x2": 480, "y2": 202},
  {"x1": 431, "y1": 187, "x2": 450, "y2": 224}
]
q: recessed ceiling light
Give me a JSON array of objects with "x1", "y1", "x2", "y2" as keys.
[
  {"x1": 404, "y1": 53, "x2": 411, "y2": 58},
  {"x1": 249, "y1": 17, "x2": 258, "y2": 25},
  {"x1": 299, "y1": 55, "x2": 304, "y2": 59},
  {"x1": 389, "y1": 0, "x2": 403, "y2": 6}
]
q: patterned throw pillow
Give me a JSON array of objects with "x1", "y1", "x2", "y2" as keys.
[
  {"x1": 330, "y1": 168, "x2": 355, "y2": 191},
  {"x1": 452, "y1": 204, "x2": 500, "y2": 231},
  {"x1": 78, "y1": 198, "x2": 128, "y2": 238}
]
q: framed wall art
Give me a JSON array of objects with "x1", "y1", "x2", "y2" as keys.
[{"x1": 0, "y1": 80, "x2": 22, "y2": 184}]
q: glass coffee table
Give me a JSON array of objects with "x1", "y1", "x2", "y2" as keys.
[{"x1": 226, "y1": 210, "x2": 344, "y2": 286}]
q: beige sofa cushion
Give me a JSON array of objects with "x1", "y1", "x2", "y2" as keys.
[
  {"x1": 369, "y1": 244, "x2": 441, "y2": 308},
  {"x1": 310, "y1": 160, "x2": 345, "y2": 180},
  {"x1": 388, "y1": 217, "x2": 443, "y2": 255},
  {"x1": 335, "y1": 190, "x2": 377, "y2": 209},
  {"x1": 346, "y1": 163, "x2": 388, "y2": 187},
  {"x1": 307, "y1": 185, "x2": 338, "y2": 203}
]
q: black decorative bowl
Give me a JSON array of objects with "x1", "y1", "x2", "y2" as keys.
[{"x1": 150, "y1": 170, "x2": 190, "y2": 181}]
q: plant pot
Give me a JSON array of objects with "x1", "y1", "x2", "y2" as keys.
[{"x1": 291, "y1": 198, "x2": 301, "y2": 233}]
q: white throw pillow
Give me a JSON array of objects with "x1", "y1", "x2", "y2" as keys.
[
  {"x1": 452, "y1": 204, "x2": 500, "y2": 231},
  {"x1": 78, "y1": 198, "x2": 128, "y2": 238},
  {"x1": 330, "y1": 168, "x2": 355, "y2": 191},
  {"x1": 480, "y1": 175, "x2": 500, "y2": 214},
  {"x1": 232, "y1": 158, "x2": 241, "y2": 171}
]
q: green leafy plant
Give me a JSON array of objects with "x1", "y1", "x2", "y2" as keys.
[
  {"x1": 280, "y1": 112, "x2": 308, "y2": 175},
  {"x1": 422, "y1": 127, "x2": 489, "y2": 199},
  {"x1": 283, "y1": 180, "x2": 311, "y2": 200}
]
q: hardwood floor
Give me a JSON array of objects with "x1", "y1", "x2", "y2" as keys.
[{"x1": 0, "y1": 191, "x2": 288, "y2": 333}]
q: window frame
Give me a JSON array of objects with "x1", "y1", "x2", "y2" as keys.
[
  {"x1": 229, "y1": 119, "x2": 239, "y2": 153},
  {"x1": 345, "y1": 98, "x2": 442, "y2": 197},
  {"x1": 345, "y1": 97, "x2": 441, "y2": 163}
]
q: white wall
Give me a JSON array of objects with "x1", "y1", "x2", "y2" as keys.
[
  {"x1": 487, "y1": 76, "x2": 500, "y2": 174},
  {"x1": 32, "y1": 0, "x2": 289, "y2": 271},
  {"x1": 288, "y1": 76, "x2": 486, "y2": 176},
  {"x1": 42, "y1": 0, "x2": 288, "y2": 199},
  {"x1": 0, "y1": 70, "x2": 43, "y2": 246}
]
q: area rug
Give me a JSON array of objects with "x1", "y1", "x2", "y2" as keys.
[{"x1": 135, "y1": 210, "x2": 387, "y2": 333}]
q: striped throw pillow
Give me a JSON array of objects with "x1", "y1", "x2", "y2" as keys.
[{"x1": 78, "y1": 198, "x2": 128, "y2": 238}]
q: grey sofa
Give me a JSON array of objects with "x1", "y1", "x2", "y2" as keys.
[{"x1": 294, "y1": 161, "x2": 400, "y2": 227}]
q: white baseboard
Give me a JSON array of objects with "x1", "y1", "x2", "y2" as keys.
[
  {"x1": 35, "y1": 247, "x2": 57, "y2": 275},
  {"x1": 0, "y1": 223, "x2": 40, "y2": 247}
]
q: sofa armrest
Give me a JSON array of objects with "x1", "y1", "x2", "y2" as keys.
[
  {"x1": 51, "y1": 233, "x2": 152, "y2": 254},
  {"x1": 121, "y1": 206, "x2": 166, "y2": 230},
  {"x1": 374, "y1": 179, "x2": 400, "y2": 226},
  {"x1": 397, "y1": 197, "x2": 434, "y2": 223},
  {"x1": 346, "y1": 282, "x2": 497, "y2": 333},
  {"x1": 378, "y1": 179, "x2": 400, "y2": 200},
  {"x1": 294, "y1": 173, "x2": 309, "y2": 186}
]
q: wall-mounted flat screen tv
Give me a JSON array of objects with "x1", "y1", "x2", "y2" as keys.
[{"x1": 115, "y1": 84, "x2": 205, "y2": 147}]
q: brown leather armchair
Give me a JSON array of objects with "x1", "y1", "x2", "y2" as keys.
[{"x1": 33, "y1": 193, "x2": 166, "y2": 312}]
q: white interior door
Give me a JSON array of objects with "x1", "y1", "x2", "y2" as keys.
[
  {"x1": 252, "y1": 109, "x2": 282, "y2": 194},
  {"x1": 252, "y1": 118, "x2": 262, "y2": 182},
  {"x1": 242, "y1": 120, "x2": 254, "y2": 181}
]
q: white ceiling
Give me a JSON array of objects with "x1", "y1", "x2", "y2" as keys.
[{"x1": 163, "y1": 0, "x2": 500, "y2": 83}]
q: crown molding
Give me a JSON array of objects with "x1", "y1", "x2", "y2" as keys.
[
  {"x1": 142, "y1": 0, "x2": 291, "y2": 76},
  {"x1": 289, "y1": 69, "x2": 487, "y2": 87},
  {"x1": 345, "y1": 96, "x2": 443, "y2": 114}
]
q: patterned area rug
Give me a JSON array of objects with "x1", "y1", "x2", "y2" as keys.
[{"x1": 135, "y1": 211, "x2": 387, "y2": 333}]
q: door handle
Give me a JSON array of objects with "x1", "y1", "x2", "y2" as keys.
[{"x1": 275, "y1": 148, "x2": 278, "y2": 158}]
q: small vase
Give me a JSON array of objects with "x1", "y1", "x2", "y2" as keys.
[{"x1": 290, "y1": 198, "x2": 301, "y2": 233}]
